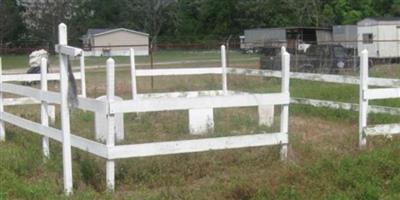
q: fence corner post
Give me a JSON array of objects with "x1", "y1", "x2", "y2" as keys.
[
  {"x1": 359, "y1": 49, "x2": 369, "y2": 148},
  {"x1": 58, "y1": 22, "x2": 73, "y2": 196},
  {"x1": 40, "y1": 57, "x2": 50, "y2": 158},
  {"x1": 106, "y1": 57, "x2": 116, "y2": 192},
  {"x1": 0, "y1": 57, "x2": 5, "y2": 142},
  {"x1": 280, "y1": 47, "x2": 290, "y2": 160}
]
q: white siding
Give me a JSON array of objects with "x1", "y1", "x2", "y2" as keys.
[
  {"x1": 358, "y1": 25, "x2": 379, "y2": 57},
  {"x1": 91, "y1": 30, "x2": 149, "y2": 56}
]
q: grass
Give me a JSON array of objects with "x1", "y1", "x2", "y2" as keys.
[
  {"x1": 0, "y1": 50, "x2": 258, "y2": 70},
  {"x1": 2, "y1": 51, "x2": 400, "y2": 199}
]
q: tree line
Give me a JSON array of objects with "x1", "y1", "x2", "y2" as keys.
[{"x1": 1, "y1": 0, "x2": 400, "y2": 51}]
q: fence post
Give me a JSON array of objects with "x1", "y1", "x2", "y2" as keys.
[
  {"x1": 359, "y1": 49, "x2": 368, "y2": 147},
  {"x1": 58, "y1": 23, "x2": 73, "y2": 195},
  {"x1": 80, "y1": 51, "x2": 86, "y2": 97},
  {"x1": 280, "y1": 47, "x2": 290, "y2": 160},
  {"x1": 221, "y1": 45, "x2": 228, "y2": 94},
  {"x1": 40, "y1": 57, "x2": 50, "y2": 158},
  {"x1": 130, "y1": 48, "x2": 137, "y2": 99},
  {"x1": 106, "y1": 58, "x2": 116, "y2": 191},
  {"x1": 0, "y1": 57, "x2": 4, "y2": 142}
]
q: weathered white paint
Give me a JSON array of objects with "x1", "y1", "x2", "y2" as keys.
[
  {"x1": 221, "y1": 45, "x2": 228, "y2": 94},
  {"x1": 189, "y1": 108, "x2": 214, "y2": 135},
  {"x1": 3, "y1": 72, "x2": 82, "y2": 82},
  {"x1": 0, "y1": 57, "x2": 4, "y2": 141},
  {"x1": 359, "y1": 50, "x2": 368, "y2": 147},
  {"x1": 136, "y1": 67, "x2": 222, "y2": 77},
  {"x1": 95, "y1": 96, "x2": 124, "y2": 142},
  {"x1": 80, "y1": 52, "x2": 87, "y2": 97},
  {"x1": 106, "y1": 58, "x2": 116, "y2": 192},
  {"x1": 48, "y1": 105, "x2": 56, "y2": 124},
  {"x1": 0, "y1": 83, "x2": 106, "y2": 113},
  {"x1": 364, "y1": 88, "x2": 400, "y2": 100},
  {"x1": 138, "y1": 90, "x2": 243, "y2": 99},
  {"x1": 258, "y1": 105, "x2": 274, "y2": 127},
  {"x1": 0, "y1": 111, "x2": 108, "y2": 158},
  {"x1": 109, "y1": 93, "x2": 290, "y2": 114},
  {"x1": 58, "y1": 23, "x2": 73, "y2": 195},
  {"x1": 291, "y1": 98, "x2": 400, "y2": 115},
  {"x1": 364, "y1": 123, "x2": 400, "y2": 136},
  {"x1": 130, "y1": 48, "x2": 138, "y2": 99},
  {"x1": 280, "y1": 47, "x2": 290, "y2": 160},
  {"x1": 227, "y1": 68, "x2": 400, "y2": 88},
  {"x1": 41, "y1": 58, "x2": 50, "y2": 158},
  {"x1": 108, "y1": 132, "x2": 287, "y2": 159},
  {"x1": 55, "y1": 44, "x2": 82, "y2": 57}
]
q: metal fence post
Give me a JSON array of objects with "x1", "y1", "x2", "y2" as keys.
[
  {"x1": 41, "y1": 57, "x2": 50, "y2": 158},
  {"x1": 106, "y1": 58, "x2": 116, "y2": 191},
  {"x1": 280, "y1": 47, "x2": 290, "y2": 160},
  {"x1": 359, "y1": 49, "x2": 369, "y2": 147},
  {"x1": 58, "y1": 23, "x2": 73, "y2": 195}
]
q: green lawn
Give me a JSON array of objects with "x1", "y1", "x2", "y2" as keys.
[{"x1": 0, "y1": 50, "x2": 258, "y2": 70}]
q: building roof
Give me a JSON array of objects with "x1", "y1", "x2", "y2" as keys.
[
  {"x1": 358, "y1": 17, "x2": 400, "y2": 26},
  {"x1": 81, "y1": 28, "x2": 149, "y2": 41},
  {"x1": 364, "y1": 17, "x2": 400, "y2": 21},
  {"x1": 246, "y1": 26, "x2": 332, "y2": 31}
]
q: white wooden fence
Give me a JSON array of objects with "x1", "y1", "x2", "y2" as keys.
[
  {"x1": 2, "y1": 23, "x2": 399, "y2": 196},
  {"x1": 359, "y1": 50, "x2": 400, "y2": 146},
  {"x1": 0, "y1": 23, "x2": 291, "y2": 195}
]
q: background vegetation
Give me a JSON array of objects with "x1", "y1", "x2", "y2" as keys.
[{"x1": 2, "y1": 0, "x2": 400, "y2": 50}]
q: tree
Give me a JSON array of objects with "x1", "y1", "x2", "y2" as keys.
[
  {"x1": 21, "y1": 0, "x2": 75, "y2": 51},
  {"x1": 0, "y1": 0, "x2": 24, "y2": 48},
  {"x1": 128, "y1": 0, "x2": 177, "y2": 47}
]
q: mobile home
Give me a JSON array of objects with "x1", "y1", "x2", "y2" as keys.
[{"x1": 357, "y1": 17, "x2": 400, "y2": 58}]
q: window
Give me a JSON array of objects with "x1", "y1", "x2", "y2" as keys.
[{"x1": 363, "y1": 33, "x2": 373, "y2": 44}]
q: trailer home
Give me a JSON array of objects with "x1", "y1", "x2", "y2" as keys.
[
  {"x1": 357, "y1": 17, "x2": 400, "y2": 58},
  {"x1": 241, "y1": 27, "x2": 332, "y2": 53}
]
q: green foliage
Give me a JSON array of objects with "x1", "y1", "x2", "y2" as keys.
[{"x1": 3, "y1": 0, "x2": 400, "y2": 47}]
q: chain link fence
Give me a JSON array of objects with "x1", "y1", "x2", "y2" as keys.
[{"x1": 256, "y1": 40, "x2": 400, "y2": 77}]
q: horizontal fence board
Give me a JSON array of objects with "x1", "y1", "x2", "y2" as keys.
[
  {"x1": 136, "y1": 67, "x2": 222, "y2": 77},
  {"x1": 291, "y1": 97, "x2": 400, "y2": 115},
  {"x1": 108, "y1": 132, "x2": 286, "y2": 159},
  {"x1": 55, "y1": 45, "x2": 82, "y2": 56},
  {"x1": 4, "y1": 97, "x2": 40, "y2": 105},
  {"x1": 364, "y1": 88, "x2": 400, "y2": 100},
  {"x1": 137, "y1": 90, "x2": 244, "y2": 98},
  {"x1": 228, "y1": 68, "x2": 400, "y2": 87},
  {"x1": 0, "y1": 111, "x2": 107, "y2": 158},
  {"x1": 364, "y1": 123, "x2": 400, "y2": 136},
  {"x1": 110, "y1": 92, "x2": 289, "y2": 114},
  {"x1": 1, "y1": 83, "x2": 60, "y2": 104},
  {"x1": 3, "y1": 72, "x2": 81, "y2": 82},
  {"x1": 0, "y1": 83, "x2": 105, "y2": 112}
]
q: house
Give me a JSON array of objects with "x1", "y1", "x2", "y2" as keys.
[
  {"x1": 81, "y1": 28, "x2": 149, "y2": 56},
  {"x1": 357, "y1": 17, "x2": 400, "y2": 58},
  {"x1": 240, "y1": 27, "x2": 332, "y2": 53},
  {"x1": 332, "y1": 25, "x2": 357, "y2": 49}
]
